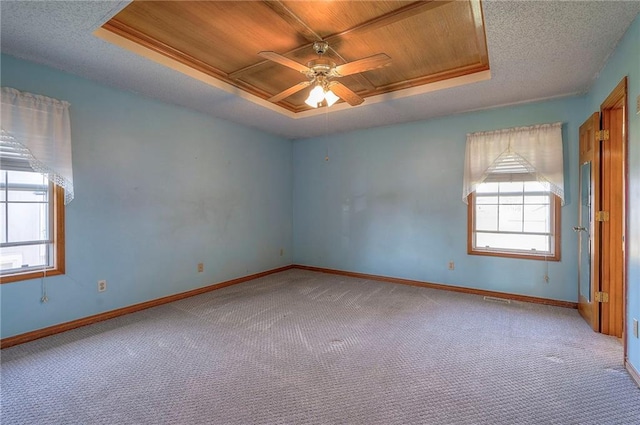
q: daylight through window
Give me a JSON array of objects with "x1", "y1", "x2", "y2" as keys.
[
  {"x1": 0, "y1": 169, "x2": 64, "y2": 282},
  {"x1": 468, "y1": 180, "x2": 560, "y2": 260}
]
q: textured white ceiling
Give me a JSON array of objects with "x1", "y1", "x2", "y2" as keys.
[{"x1": 1, "y1": 1, "x2": 639, "y2": 140}]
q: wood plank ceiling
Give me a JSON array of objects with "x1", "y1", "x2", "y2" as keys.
[{"x1": 99, "y1": 0, "x2": 489, "y2": 113}]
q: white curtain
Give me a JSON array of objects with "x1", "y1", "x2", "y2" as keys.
[
  {"x1": 1, "y1": 87, "x2": 74, "y2": 204},
  {"x1": 462, "y1": 122, "x2": 564, "y2": 205}
]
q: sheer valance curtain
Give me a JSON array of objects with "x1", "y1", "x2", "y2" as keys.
[
  {"x1": 1, "y1": 87, "x2": 74, "y2": 204},
  {"x1": 462, "y1": 122, "x2": 564, "y2": 205}
]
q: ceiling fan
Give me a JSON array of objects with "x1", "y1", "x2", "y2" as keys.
[{"x1": 260, "y1": 41, "x2": 391, "y2": 108}]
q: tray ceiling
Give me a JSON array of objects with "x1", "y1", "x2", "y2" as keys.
[
  {"x1": 97, "y1": 0, "x2": 490, "y2": 114},
  {"x1": 2, "y1": 1, "x2": 639, "y2": 139}
]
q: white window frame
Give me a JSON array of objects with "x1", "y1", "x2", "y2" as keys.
[{"x1": 467, "y1": 180, "x2": 561, "y2": 261}]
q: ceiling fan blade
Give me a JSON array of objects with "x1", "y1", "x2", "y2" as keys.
[
  {"x1": 334, "y1": 53, "x2": 392, "y2": 77},
  {"x1": 329, "y1": 82, "x2": 364, "y2": 106},
  {"x1": 268, "y1": 81, "x2": 311, "y2": 103},
  {"x1": 259, "y1": 51, "x2": 311, "y2": 73}
]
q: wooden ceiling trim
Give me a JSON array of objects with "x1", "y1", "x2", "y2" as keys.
[
  {"x1": 471, "y1": 0, "x2": 490, "y2": 66},
  {"x1": 365, "y1": 63, "x2": 490, "y2": 95},
  {"x1": 283, "y1": 1, "x2": 409, "y2": 38},
  {"x1": 229, "y1": 61, "x2": 268, "y2": 80},
  {"x1": 93, "y1": 28, "x2": 299, "y2": 118},
  {"x1": 282, "y1": 0, "x2": 451, "y2": 91},
  {"x1": 103, "y1": 19, "x2": 294, "y2": 110},
  {"x1": 100, "y1": 20, "x2": 292, "y2": 110},
  {"x1": 102, "y1": 20, "x2": 229, "y2": 81},
  {"x1": 277, "y1": 63, "x2": 490, "y2": 111},
  {"x1": 287, "y1": 68, "x2": 492, "y2": 116},
  {"x1": 327, "y1": 49, "x2": 376, "y2": 91},
  {"x1": 323, "y1": 0, "x2": 453, "y2": 45},
  {"x1": 259, "y1": 1, "x2": 377, "y2": 91},
  {"x1": 229, "y1": 1, "x2": 449, "y2": 80},
  {"x1": 99, "y1": 0, "x2": 489, "y2": 115},
  {"x1": 262, "y1": 0, "x2": 322, "y2": 43}
]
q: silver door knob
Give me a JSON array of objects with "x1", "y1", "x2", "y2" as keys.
[{"x1": 573, "y1": 226, "x2": 587, "y2": 232}]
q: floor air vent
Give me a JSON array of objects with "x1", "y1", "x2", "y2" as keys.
[{"x1": 483, "y1": 296, "x2": 511, "y2": 304}]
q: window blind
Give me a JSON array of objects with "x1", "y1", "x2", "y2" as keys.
[
  {"x1": 1, "y1": 87, "x2": 74, "y2": 204},
  {"x1": 463, "y1": 122, "x2": 564, "y2": 204}
]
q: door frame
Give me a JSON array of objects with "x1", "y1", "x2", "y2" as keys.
[
  {"x1": 600, "y1": 77, "x2": 629, "y2": 344},
  {"x1": 577, "y1": 77, "x2": 627, "y2": 361},
  {"x1": 599, "y1": 77, "x2": 628, "y2": 347}
]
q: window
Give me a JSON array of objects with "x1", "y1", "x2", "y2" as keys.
[
  {"x1": 0, "y1": 169, "x2": 65, "y2": 283},
  {"x1": 468, "y1": 180, "x2": 560, "y2": 260},
  {"x1": 1, "y1": 87, "x2": 73, "y2": 283},
  {"x1": 463, "y1": 122, "x2": 564, "y2": 261}
]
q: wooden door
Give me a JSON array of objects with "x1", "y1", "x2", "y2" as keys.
[
  {"x1": 577, "y1": 77, "x2": 627, "y2": 341},
  {"x1": 577, "y1": 113, "x2": 600, "y2": 331},
  {"x1": 600, "y1": 78, "x2": 627, "y2": 338}
]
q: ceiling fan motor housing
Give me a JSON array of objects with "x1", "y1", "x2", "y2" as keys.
[
  {"x1": 306, "y1": 58, "x2": 336, "y2": 77},
  {"x1": 313, "y1": 41, "x2": 329, "y2": 55}
]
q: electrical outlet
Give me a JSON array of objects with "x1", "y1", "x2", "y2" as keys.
[
  {"x1": 98, "y1": 280, "x2": 107, "y2": 292},
  {"x1": 197, "y1": 263, "x2": 204, "y2": 273},
  {"x1": 448, "y1": 261, "x2": 455, "y2": 270},
  {"x1": 633, "y1": 319, "x2": 639, "y2": 339},
  {"x1": 280, "y1": 248, "x2": 284, "y2": 256}
]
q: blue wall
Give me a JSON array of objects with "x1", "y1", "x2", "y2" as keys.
[
  {"x1": 293, "y1": 97, "x2": 584, "y2": 303},
  {"x1": 2, "y1": 14, "x2": 638, "y2": 375},
  {"x1": 293, "y1": 13, "x2": 640, "y2": 374},
  {"x1": 586, "y1": 16, "x2": 640, "y2": 375},
  {"x1": 0, "y1": 54, "x2": 293, "y2": 339}
]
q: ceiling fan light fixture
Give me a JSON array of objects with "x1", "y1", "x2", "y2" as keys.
[
  {"x1": 261, "y1": 41, "x2": 377, "y2": 108},
  {"x1": 305, "y1": 85, "x2": 325, "y2": 108},
  {"x1": 324, "y1": 89, "x2": 339, "y2": 107}
]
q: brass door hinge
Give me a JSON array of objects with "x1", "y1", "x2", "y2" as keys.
[
  {"x1": 595, "y1": 291, "x2": 609, "y2": 303},
  {"x1": 595, "y1": 211, "x2": 610, "y2": 222},
  {"x1": 596, "y1": 130, "x2": 610, "y2": 141}
]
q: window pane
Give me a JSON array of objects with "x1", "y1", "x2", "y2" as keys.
[
  {"x1": 476, "y1": 205, "x2": 498, "y2": 231},
  {"x1": 499, "y1": 181, "x2": 523, "y2": 193},
  {"x1": 0, "y1": 169, "x2": 61, "y2": 280},
  {"x1": 8, "y1": 188, "x2": 48, "y2": 202},
  {"x1": 8, "y1": 170, "x2": 47, "y2": 185},
  {"x1": 499, "y1": 194, "x2": 523, "y2": 204},
  {"x1": 476, "y1": 195, "x2": 498, "y2": 205},
  {"x1": 498, "y1": 205, "x2": 523, "y2": 232},
  {"x1": 524, "y1": 204, "x2": 550, "y2": 233},
  {"x1": 0, "y1": 204, "x2": 5, "y2": 243},
  {"x1": 476, "y1": 232, "x2": 550, "y2": 252},
  {"x1": 472, "y1": 179, "x2": 556, "y2": 257},
  {"x1": 0, "y1": 243, "x2": 50, "y2": 271},
  {"x1": 7, "y1": 203, "x2": 49, "y2": 242},
  {"x1": 524, "y1": 195, "x2": 550, "y2": 204},
  {"x1": 477, "y1": 182, "x2": 499, "y2": 193},
  {"x1": 524, "y1": 181, "x2": 549, "y2": 192}
]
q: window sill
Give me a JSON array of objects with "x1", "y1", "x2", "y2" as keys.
[
  {"x1": 468, "y1": 249, "x2": 560, "y2": 262},
  {"x1": 0, "y1": 268, "x2": 64, "y2": 284}
]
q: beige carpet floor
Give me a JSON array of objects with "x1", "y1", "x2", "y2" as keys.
[{"x1": 2, "y1": 269, "x2": 639, "y2": 424}]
